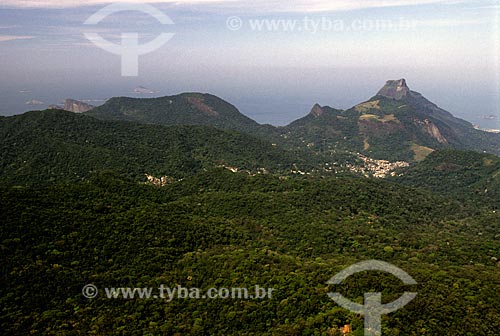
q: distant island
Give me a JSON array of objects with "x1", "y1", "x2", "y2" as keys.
[
  {"x1": 134, "y1": 86, "x2": 157, "y2": 94},
  {"x1": 25, "y1": 99, "x2": 44, "y2": 105}
]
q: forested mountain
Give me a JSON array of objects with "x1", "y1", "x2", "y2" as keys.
[
  {"x1": 281, "y1": 79, "x2": 500, "y2": 161},
  {"x1": 86, "y1": 93, "x2": 274, "y2": 136},
  {"x1": 2, "y1": 79, "x2": 500, "y2": 185},
  {"x1": 1, "y1": 80, "x2": 500, "y2": 335},
  {"x1": 0, "y1": 109, "x2": 303, "y2": 186},
  {"x1": 1, "y1": 170, "x2": 499, "y2": 335},
  {"x1": 392, "y1": 150, "x2": 500, "y2": 207},
  {"x1": 80, "y1": 80, "x2": 500, "y2": 162}
]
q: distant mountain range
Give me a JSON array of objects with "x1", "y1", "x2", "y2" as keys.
[
  {"x1": 1, "y1": 79, "x2": 499, "y2": 189},
  {"x1": 84, "y1": 79, "x2": 500, "y2": 161},
  {"x1": 281, "y1": 79, "x2": 499, "y2": 161}
]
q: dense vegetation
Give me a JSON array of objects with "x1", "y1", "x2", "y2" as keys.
[
  {"x1": 281, "y1": 95, "x2": 500, "y2": 162},
  {"x1": 1, "y1": 170, "x2": 500, "y2": 335},
  {"x1": 392, "y1": 150, "x2": 500, "y2": 208},
  {"x1": 0, "y1": 110, "x2": 310, "y2": 186},
  {"x1": 86, "y1": 93, "x2": 274, "y2": 137},
  {"x1": 84, "y1": 85, "x2": 500, "y2": 162},
  {"x1": 1, "y1": 89, "x2": 499, "y2": 335}
]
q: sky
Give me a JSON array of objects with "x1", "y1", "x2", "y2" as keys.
[{"x1": 0, "y1": 0, "x2": 499, "y2": 128}]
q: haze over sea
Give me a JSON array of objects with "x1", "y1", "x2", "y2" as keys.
[
  {"x1": 0, "y1": 0, "x2": 499, "y2": 129},
  {"x1": 2, "y1": 68, "x2": 498, "y2": 129}
]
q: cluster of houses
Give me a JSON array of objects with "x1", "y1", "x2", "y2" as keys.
[{"x1": 347, "y1": 154, "x2": 409, "y2": 178}]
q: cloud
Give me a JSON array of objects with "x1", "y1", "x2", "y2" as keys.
[
  {"x1": 269, "y1": 0, "x2": 463, "y2": 13},
  {"x1": 0, "y1": 0, "x2": 230, "y2": 9},
  {"x1": 0, "y1": 0, "x2": 463, "y2": 12},
  {"x1": 0, "y1": 35, "x2": 35, "y2": 42},
  {"x1": 465, "y1": 5, "x2": 500, "y2": 10},
  {"x1": 414, "y1": 18, "x2": 488, "y2": 27}
]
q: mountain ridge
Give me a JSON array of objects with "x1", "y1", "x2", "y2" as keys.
[
  {"x1": 0, "y1": 109, "x2": 308, "y2": 186},
  {"x1": 83, "y1": 79, "x2": 499, "y2": 161},
  {"x1": 282, "y1": 79, "x2": 499, "y2": 161},
  {"x1": 8, "y1": 79, "x2": 500, "y2": 166},
  {"x1": 86, "y1": 92, "x2": 273, "y2": 136}
]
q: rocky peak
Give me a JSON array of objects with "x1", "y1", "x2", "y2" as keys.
[
  {"x1": 63, "y1": 99, "x2": 94, "y2": 113},
  {"x1": 310, "y1": 104, "x2": 325, "y2": 118},
  {"x1": 377, "y1": 79, "x2": 411, "y2": 100}
]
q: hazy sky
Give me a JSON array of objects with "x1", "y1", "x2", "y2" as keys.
[{"x1": 0, "y1": 0, "x2": 499, "y2": 127}]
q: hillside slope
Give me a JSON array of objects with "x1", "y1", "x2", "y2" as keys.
[
  {"x1": 86, "y1": 93, "x2": 273, "y2": 136},
  {"x1": 391, "y1": 150, "x2": 500, "y2": 207},
  {"x1": 0, "y1": 110, "x2": 300, "y2": 185},
  {"x1": 83, "y1": 81, "x2": 499, "y2": 162},
  {"x1": 281, "y1": 79, "x2": 500, "y2": 161},
  {"x1": 1, "y1": 171, "x2": 499, "y2": 335}
]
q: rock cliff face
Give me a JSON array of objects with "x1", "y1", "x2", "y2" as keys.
[
  {"x1": 377, "y1": 79, "x2": 410, "y2": 100},
  {"x1": 63, "y1": 99, "x2": 94, "y2": 113},
  {"x1": 309, "y1": 104, "x2": 325, "y2": 118},
  {"x1": 186, "y1": 96, "x2": 219, "y2": 116},
  {"x1": 421, "y1": 119, "x2": 448, "y2": 144}
]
